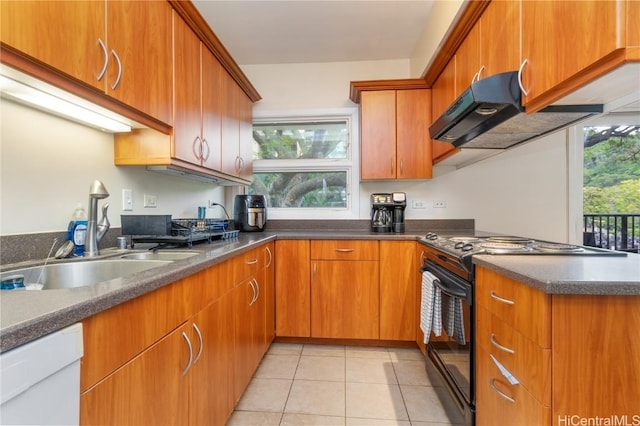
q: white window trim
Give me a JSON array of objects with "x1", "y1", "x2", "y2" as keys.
[{"x1": 251, "y1": 108, "x2": 360, "y2": 220}]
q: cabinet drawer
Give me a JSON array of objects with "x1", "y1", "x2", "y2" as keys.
[
  {"x1": 229, "y1": 246, "x2": 265, "y2": 284},
  {"x1": 476, "y1": 344, "x2": 551, "y2": 426},
  {"x1": 476, "y1": 266, "x2": 551, "y2": 348},
  {"x1": 81, "y1": 279, "x2": 187, "y2": 392},
  {"x1": 310, "y1": 240, "x2": 379, "y2": 260},
  {"x1": 477, "y1": 305, "x2": 551, "y2": 404}
]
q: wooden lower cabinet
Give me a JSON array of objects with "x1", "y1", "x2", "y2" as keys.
[
  {"x1": 80, "y1": 243, "x2": 273, "y2": 426},
  {"x1": 380, "y1": 241, "x2": 417, "y2": 341},
  {"x1": 275, "y1": 240, "x2": 311, "y2": 337},
  {"x1": 476, "y1": 266, "x2": 640, "y2": 424},
  {"x1": 311, "y1": 259, "x2": 379, "y2": 339}
]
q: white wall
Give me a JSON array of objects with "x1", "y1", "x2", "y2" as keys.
[
  {"x1": 0, "y1": 99, "x2": 226, "y2": 235},
  {"x1": 242, "y1": 59, "x2": 572, "y2": 242}
]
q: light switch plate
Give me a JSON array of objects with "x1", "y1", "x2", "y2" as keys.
[
  {"x1": 122, "y1": 189, "x2": 133, "y2": 211},
  {"x1": 144, "y1": 194, "x2": 157, "y2": 208}
]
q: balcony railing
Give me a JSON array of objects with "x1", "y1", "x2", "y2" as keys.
[{"x1": 583, "y1": 214, "x2": 640, "y2": 253}]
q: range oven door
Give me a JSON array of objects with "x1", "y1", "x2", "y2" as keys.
[{"x1": 422, "y1": 259, "x2": 474, "y2": 425}]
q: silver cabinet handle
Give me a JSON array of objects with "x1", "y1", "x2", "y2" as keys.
[
  {"x1": 420, "y1": 251, "x2": 426, "y2": 264},
  {"x1": 489, "y1": 378, "x2": 515, "y2": 403},
  {"x1": 246, "y1": 259, "x2": 259, "y2": 265},
  {"x1": 248, "y1": 280, "x2": 257, "y2": 305},
  {"x1": 335, "y1": 248, "x2": 355, "y2": 253},
  {"x1": 110, "y1": 49, "x2": 122, "y2": 90},
  {"x1": 476, "y1": 65, "x2": 485, "y2": 82},
  {"x1": 399, "y1": 159, "x2": 404, "y2": 176},
  {"x1": 181, "y1": 331, "x2": 193, "y2": 376},
  {"x1": 193, "y1": 136, "x2": 202, "y2": 160},
  {"x1": 97, "y1": 38, "x2": 108, "y2": 81},
  {"x1": 490, "y1": 333, "x2": 515, "y2": 354},
  {"x1": 313, "y1": 262, "x2": 317, "y2": 281},
  {"x1": 518, "y1": 59, "x2": 529, "y2": 96},
  {"x1": 253, "y1": 278, "x2": 260, "y2": 302},
  {"x1": 201, "y1": 138, "x2": 210, "y2": 161},
  {"x1": 239, "y1": 156, "x2": 245, "y2": 173},
  {"x1": 266, "y1": 246, "x2": 272, "y2": 268},
  {"x1": 192, "y1": 323, "x2": 203, "y2": 364},
  {"x1": 390, "y1": 158, "x2": 394, "y2": 175},
  {"x1": 490, "y1": 291, "x2": 515, "y2": 305}
]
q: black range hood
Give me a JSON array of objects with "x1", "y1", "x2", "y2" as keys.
[{"x1": 429, "y1": 71, "x2": 603, "y2": 149}]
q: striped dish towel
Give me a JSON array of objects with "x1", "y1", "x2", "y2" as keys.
[{"x1": 420, "y1": 271, "x2": 442, "y2": 343}]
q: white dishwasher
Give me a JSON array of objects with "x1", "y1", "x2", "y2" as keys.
[{"x1": 1, "y1": 323, "x2": 83, "y2": 425}]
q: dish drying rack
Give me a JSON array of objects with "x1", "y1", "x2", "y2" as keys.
[{"x1": 130, "y1": 218, "x2": 238, "y2": 248}]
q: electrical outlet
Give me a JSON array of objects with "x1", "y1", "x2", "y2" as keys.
[
  {"x1": 122, "y1": 189, "x2": 133, "y2": 211},
  {"x1": 412, "y1": 200, "x2": 426, "y2": 209},
  {"x1": 144, "y1": 194, "x2": 157, "y2": 208},
  {"x1": 433, "y1": 200, "x2": 447, "y2": 208},
  {"x1": 208, "y1": 200, "x2": 216, "y2": 208}
]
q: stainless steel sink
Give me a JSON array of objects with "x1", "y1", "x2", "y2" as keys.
[
  {"x1": 119, "y1": 251, "x2": 201, "y2": 261},
  {"x1": 0, "y1": 260, "x2": 172, "y2": 290}
]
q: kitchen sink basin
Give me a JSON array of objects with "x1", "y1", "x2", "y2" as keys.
[
  {"x1": 0, "y1": 259, "x2": 172, "y2": 290},
  {"x1": 119, "y1": 251, "x2": 201, "y2": 261}
]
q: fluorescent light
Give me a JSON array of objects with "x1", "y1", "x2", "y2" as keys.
[{"x1": 0, "y1": 74, "x2": 132, "y2": 133}]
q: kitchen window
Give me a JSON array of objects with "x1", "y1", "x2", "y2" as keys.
[{"x1": 248, "y1": 110, "x2": 359, "y2": 219}]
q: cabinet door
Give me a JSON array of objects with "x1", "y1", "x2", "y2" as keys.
[
  {"x1": 360, "y1": 90, "x2": 397, "y2": 179},
  {"x1": 480, "y1": 0, "x2": 520, "y2": 77},
  {"x1": 1, "y1": 1, "x2": 105, "y2": 90},
  {"x1": 238, "y1": 91, "x2": 254, "y2": 180},
  {"x1": 106, "y1": 0, "x2": 172, "y2": 124},
  {"x1": 380, "y1": 241, "x2": 417, "y2": 340},
  {"x1": 264, "y1": 244, "x2": 276, "y2": 345},
  {"x1": 415, "y1": 244, "x2": 427, "y2": 354},
  {"x1": 275, "y1": 240, "x2": 311, "y2": 337},
  {"x1": 80, "y1": 323, "x2": 190, "y2": 425},
  {"x1": 455, "y1": 24, "x2": 481, "y2": 96},
  {"x1": 232, "y1": 276, "x2": 265, "y2": 403},
  {"x1": 201, "y1": 46, "x2": 223, "y2": 171},
  {"x1": 311, "y1": 260, "x2": 379, "y2": 339},
  {"x1": 431, "y1": 58, "x2": 458, "y2": 162},
  {"x1": 521, "y1": 1, "x2": 621, "y2": 108},
  {"x1": 173, "y1": 13, "x2": 203, "y2": 165},
  {"x1": 396, "y1": 89, "x2": 432, "y2": 179},
  {"x1": 189, "y1": 295, "x2": 235, "y2": 426},
  {"x1": 221, "y1": 70, "x2": 241, "y2": 176}
]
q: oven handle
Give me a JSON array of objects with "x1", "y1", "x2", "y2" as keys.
[{"x1": 421, "y1": 260, "x2": 470, "y2": 300}]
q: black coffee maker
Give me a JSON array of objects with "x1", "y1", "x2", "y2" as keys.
[{"x1": 371, "y1": 192, "x2": 406, "y2": 233}]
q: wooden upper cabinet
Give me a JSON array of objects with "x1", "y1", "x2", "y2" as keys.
[
  {"x1": 454, "y1": 23, "x2": 481, "y2": 97},
  {"x1": 480, "y1": 0, "x2": 520, "y2": 77},
  {"x1": 173, "y1": 14, "x2": 203, "y2": 165},
  {"x1": 238, "y1": 92, "x2": 254, "y2": 181},
  {"x1": 106, "y1": 0, "x2": 173, "y2": 124},
  {"x1": 360, "y1": 90, "x2": 397, "y2": 179},
  {"x1": 1, "y1": 0, "x2": 172, "y2": 125},
  {"x1": 220, "y1": 70, "x2": 241, "y2": 176},
  {"x1": 1, "y1": 1, "x2": 105, "y2": 90},
  {"x1": 521, "y1": 0, "x2": 624, "y2": 110},
  {"x1": 200, "y1": 46, "x2": 223, "y2": 171},
  {"x1": 431, "y1": 58, "x2": 459, "y2": 163},
  {"x1": 360, "y1": 89, "x2": 431, "y2": 180},
  {"x1": 396, "y1": 90, "x2": 432, "y2": 179}
]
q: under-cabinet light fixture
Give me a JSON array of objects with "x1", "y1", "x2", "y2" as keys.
[{"x1": 0, "y1": 70, "x2": 132, "y2": 133}]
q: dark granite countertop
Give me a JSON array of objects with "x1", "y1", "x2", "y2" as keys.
[
  {"x1": 2, "y1": 220, "x2": 639, "y2": 352},
  {"x1": 472, "y1": 253, "x2": 640, "y2": 295}
]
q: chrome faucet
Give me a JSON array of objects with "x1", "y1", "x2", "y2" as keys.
[{"x1": 85, "y1": 180, "x2": 110, "y2": 257}]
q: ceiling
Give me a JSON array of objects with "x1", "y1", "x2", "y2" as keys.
[{"x1": 192, "y1": 1, "x2": 435, "y2": 65}]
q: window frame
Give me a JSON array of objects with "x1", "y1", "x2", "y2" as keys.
[{"x1": 250, "y1": 108, "x2": 360, "y2": 219}]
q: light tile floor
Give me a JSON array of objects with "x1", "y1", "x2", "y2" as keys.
[{"x1": 227, "y1": 343, "x2": 465, "y2": 426}]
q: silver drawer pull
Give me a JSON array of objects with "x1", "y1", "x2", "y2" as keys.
[
  {"x1": 246, "y1": 259, "x2": 259, "y2": 265},
  {"x1": 181, "y1": 332, "x2": 193, "y2": 376},
  {"x1": 192, "y1": 323, "x2": 203, "y2": 364},
  {"x1": 490, "y1": 333, "x2": 515, "y2": 354},
  {"x1": 490, "y1": 291, "x2": 515, "y2": 305},
  {"x1": 489, "y1": 378, "x2": 515, "y2": 403},
  {"x1": 335, "y1": 248, "x2": 355, "y2": 252}
]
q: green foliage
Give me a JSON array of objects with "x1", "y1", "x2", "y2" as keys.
[{"x1": 583, "y1": 127, "x2": 640, "y2": 214}]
